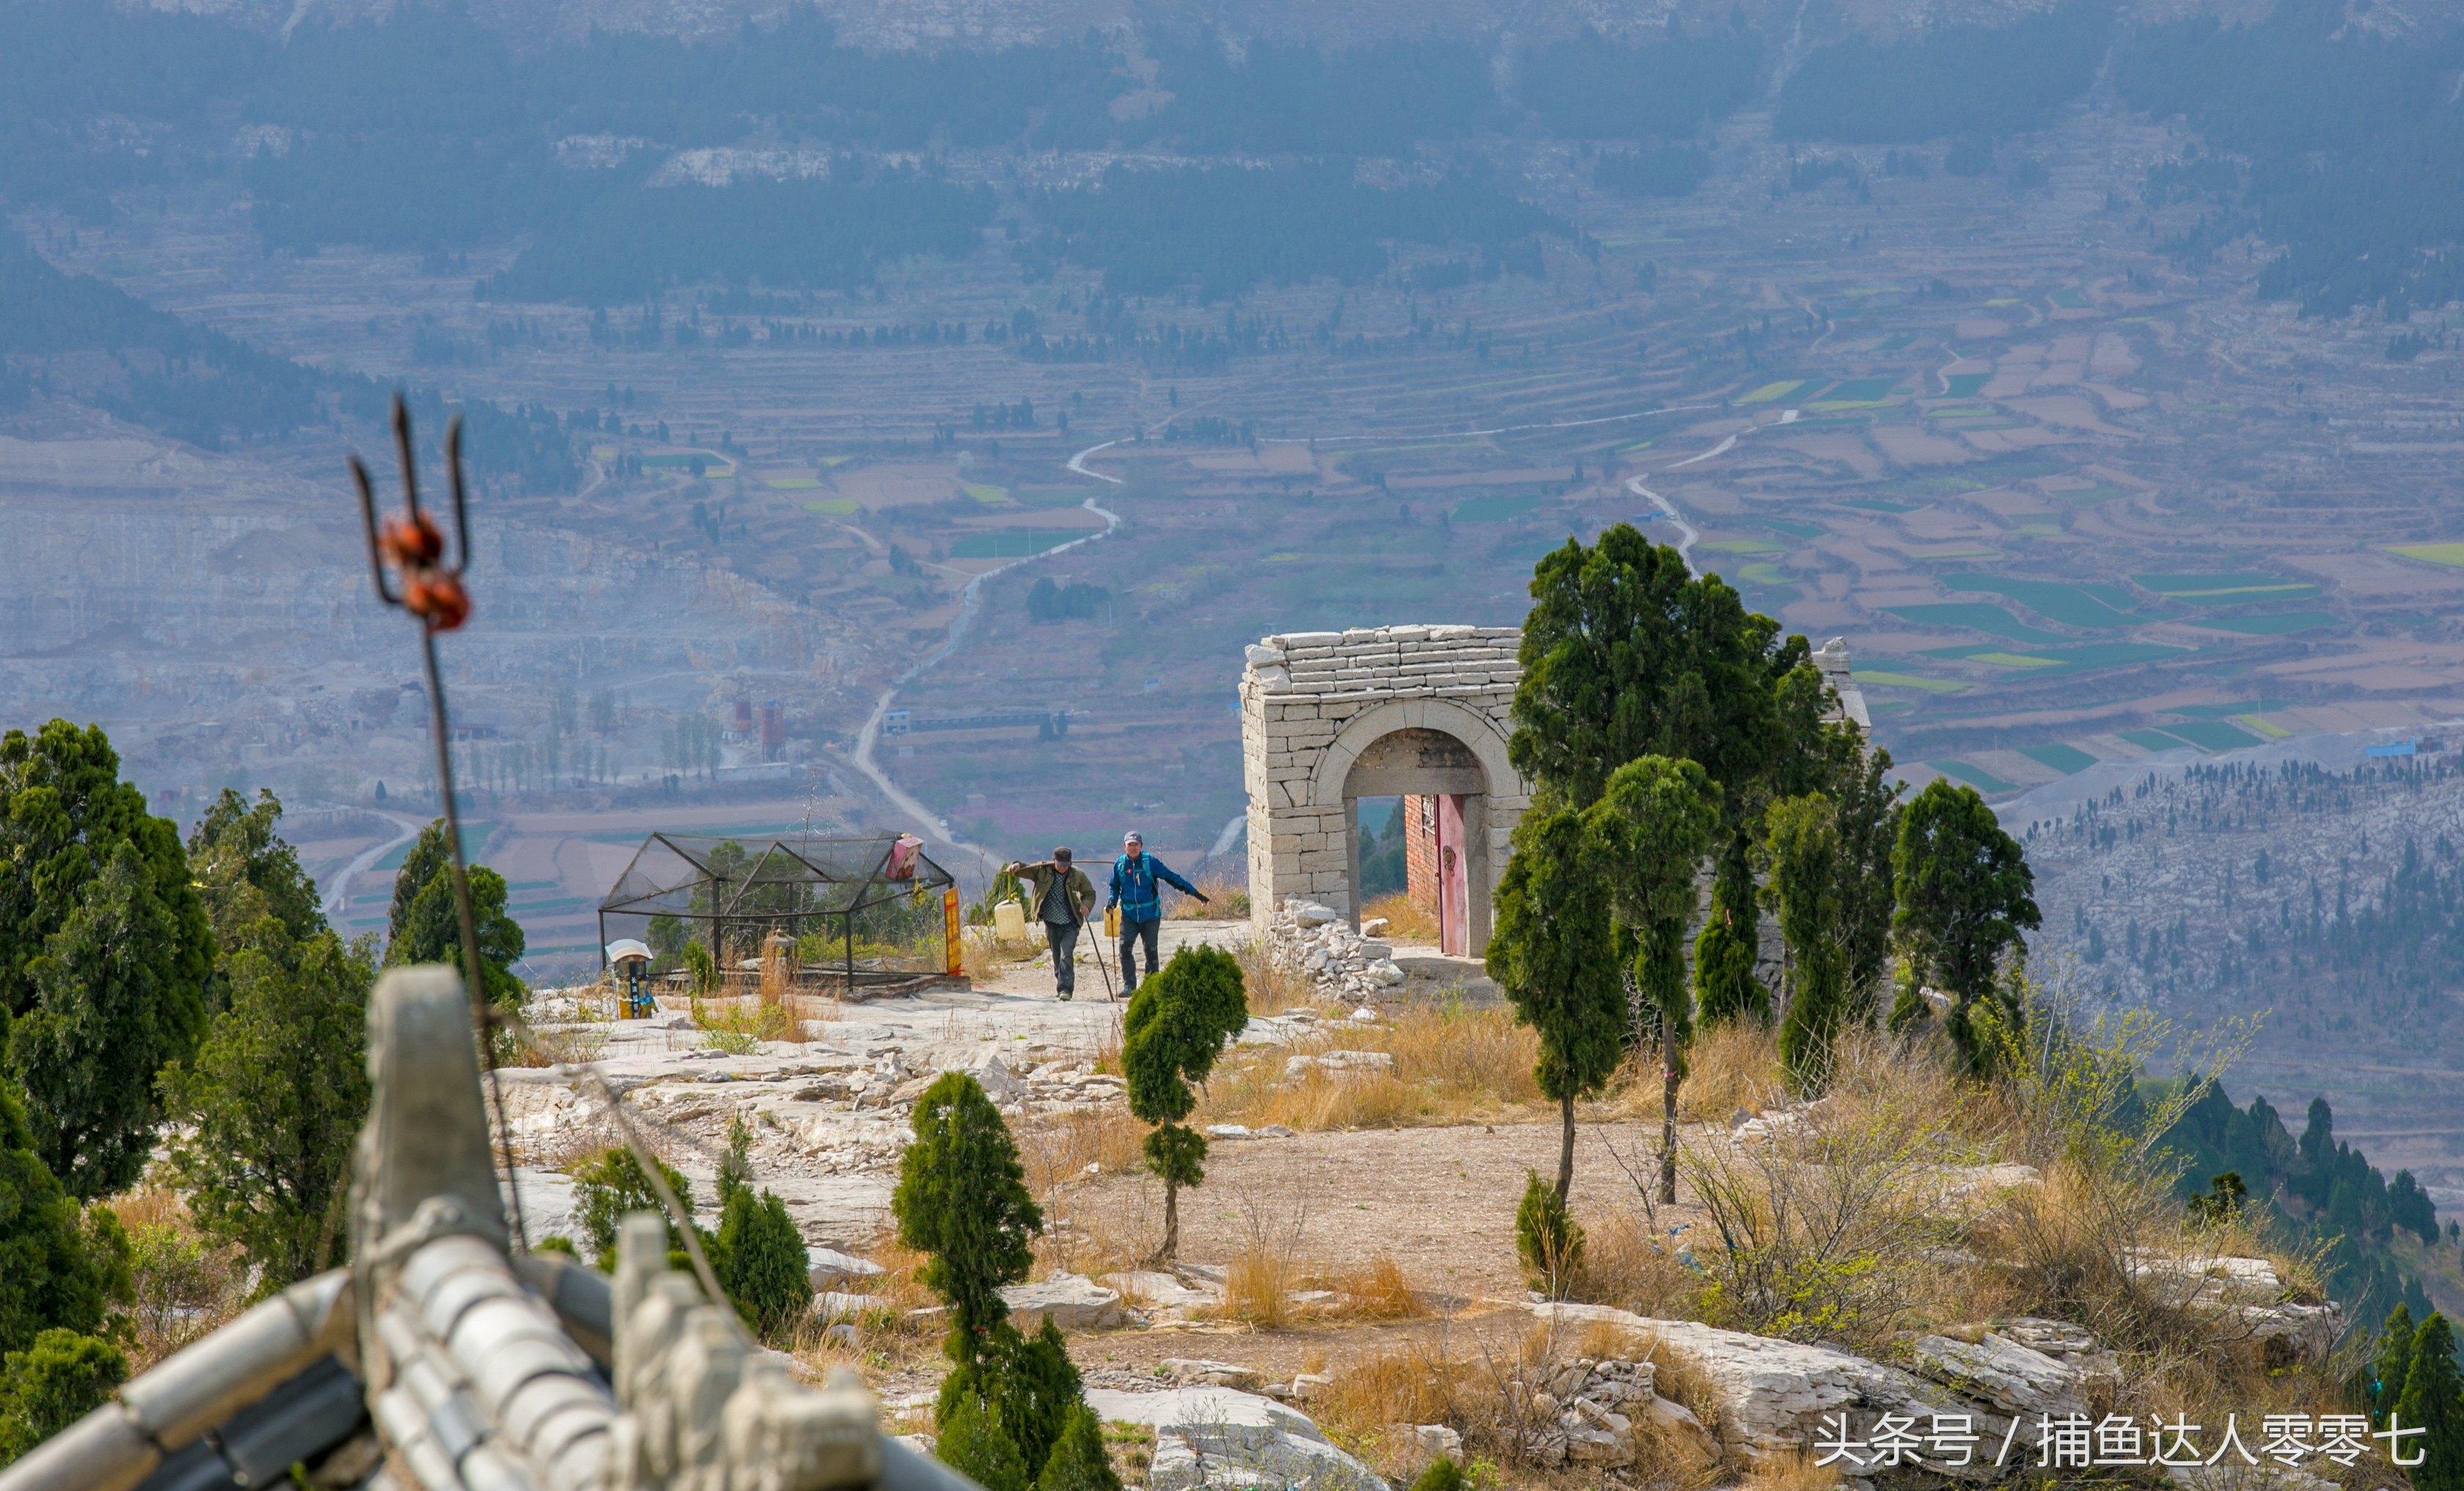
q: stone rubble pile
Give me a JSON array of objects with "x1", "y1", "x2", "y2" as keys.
[
  {"x1": 1264, "y1": 897, "x2": 1408, "y2": 1005},
  {"x1": 1511, "y1": 1354, "x2": 1715, "y2": 1470},
  {"x1": 1085, "y1": 1385, "x2": 1387, "y2": 1491}
]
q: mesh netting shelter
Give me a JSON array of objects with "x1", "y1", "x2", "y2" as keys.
[{"x1": 597, "y1": 832, "x2": 958, "y2": 990}]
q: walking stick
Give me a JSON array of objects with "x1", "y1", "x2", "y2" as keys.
[{"x1": 1087, "y1": 915, "x2": 1118, "y2": 1001}]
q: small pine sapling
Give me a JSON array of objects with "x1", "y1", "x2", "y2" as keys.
[
  {"x1": 1409, "y1": 1458, "x2": 1468, "y2": 1491},
  {"x1": 1121, "y1": 945, "x2": 1247, "y2": 1261},
  {"x1": 1514, "y1": 1169, "x2": 1585, "y2": 1299}
]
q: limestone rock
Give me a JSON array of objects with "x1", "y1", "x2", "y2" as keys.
[
  {"x1": 1908, "y1": 1333, "x2": 2087, "y2": 1418},
  {"x1": 961, "y1": 1052, "x2": 1027, "y2": 1104},
  {"x1": 806, "y1": 1248, "x2": 884, "y2": 1292},
  {"x1": 1085, "y1": 1386, "x2": 1387, "y2": 1491},
  {"x1": 1160, "y1": 1358, "x2": 1266, "y2": 1391},
  {"x1": 1001, "y1": 1272, "x2": 1129, "y2": 1332},
  {"x1": 1101, "y1": 1271, "x2": 1222, "y2": 1312},
  {"x1": 1529, "y1": 1303, "x2": 1989, "y2": 1475},
  {"x1": 1284, "y1": 1049, "x2": 1398, "y2": 1082}
]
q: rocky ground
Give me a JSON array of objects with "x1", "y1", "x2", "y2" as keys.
[{"x1": 496, "y1": 913, "x2": 2349, "y2": 1490}]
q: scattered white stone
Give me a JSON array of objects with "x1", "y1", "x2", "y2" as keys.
[
  {"x1": 1206, "y1": 1124, "x2": 1254, "y2": 1140},
  {"x1": 1084, "y1": 1387, "x2": 1385, "y2": 1491},
  {"x1": 1350, "y1": 1007, "x2": 1381, "y2": 1023},
  {"x1": 1000, "y1": 1272, "x2": 1129, "y2": 1332},
  {"x1": 1285, "y1": 1050, "x2": 1396, "y2": 1082},
  {"x1": 1409, "y1": 1425, "x2": 1462, "y2": 1462},
  {"x1": 806, "y1": 1248, "x2": 884, "y2": 1292},
  {"x1": 1161, "y1": 1359, "x2": 1265, "y2": 1391},
  {"x1": 1909, "y1": 1333, "x2": 2087, "y2": 1418}
]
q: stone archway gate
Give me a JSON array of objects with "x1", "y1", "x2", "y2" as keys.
[{"x1": 1241, "y1": 625, "x2": 1529, "y2": 944}]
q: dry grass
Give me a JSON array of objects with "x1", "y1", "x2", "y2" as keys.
[
  {"x1": 1742, "y1": 1448, "x2": 1842, "y2": 1491},
  {"x1": 1016, "y1": 1105, "x2": 1148, "y2": 1198},
  {"x1": 1318, "y1": 1338, "x2": 1493, "y2": 1443},
  {"x1": 109, "y1": 1188, "x2": 249, "y2": 1369},
  {"x1": 1323, "y1": 1255, "x2": 1431, "y2": 1322},
  {"x1": 1233, "y1": 937, "x2": 1316, "y2": 1016},
  {"x1": 1197, "y1": 1004, "x2": 1543, "y2": 1132},
  {"x1": 691, "y1": 995, "x2": 796, "y2": 1055},
  {"x1": 962, "y1": 926, "x2": 1045, "y2": 983},
  {"x1": 1673, "y1": 1019, "x2": 1787, "y2": 1124},
  {"x1": 1167, "y1": 872, "x2": 1251, "y2": 920},
  {"x1": 1360, "y1": 891, "x2": 1439, "y2": 944},
  {"x1": 1571, "y1": 1210, "x2": 1700, "y2": 1318}
]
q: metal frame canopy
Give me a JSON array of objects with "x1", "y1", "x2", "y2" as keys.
[{"x1": 595, "y1": 832, "x2": 955, "y2": 986}]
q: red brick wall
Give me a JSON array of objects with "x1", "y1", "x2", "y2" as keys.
[{"x1": 1401, "y1": 794, "x2": 1440, "y2": 915}]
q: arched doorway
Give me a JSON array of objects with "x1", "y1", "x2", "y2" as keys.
[{"x1": 1341, "y1": 728, "x2": 1488, "y2": 955}]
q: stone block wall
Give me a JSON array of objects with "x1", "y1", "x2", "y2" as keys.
[{"x1": 1241, "y1": 625, "x2": 1529, "y2": 931}]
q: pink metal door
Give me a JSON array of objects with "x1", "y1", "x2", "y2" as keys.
[{"x1": 1437, "y1": 794, "x2": 1469, "y2": 956}]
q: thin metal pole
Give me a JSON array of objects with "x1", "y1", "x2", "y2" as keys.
[{"x1": 421, "y1": 632, "x2": 526, "y2": 1252}]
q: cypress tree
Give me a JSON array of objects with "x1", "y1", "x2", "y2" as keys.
[
  {"x1": 0, "y1": 1079, "x2": 125, "y2": 1360},
  {"x1": 1034, "y1": 1404, "x2": 1121, "y2": 1491},
  {"x1": 1693, "y1": 831, "x2": 1766, "y2": 1025},
  {"x1": 892, "y1": 1072, "x2": 1040, "y2": 1358},
  {"x1": 1586, "y1": 755, "x2": 1718, "y2": 1203},
  {"x1": 0, "y1": 1329, "x2": 127, "y2": 1465},
  {"x1": 713, "y1": 1185, "x2": 812, "y2": 1344},
  {"x1": 935, "y1": 1388, "x2": 1028, "y2": 1491},
  {"x1": 1121, "y1": 946, "x2": 1247, "y2": 1261},
  {"x1": 1768, "y1": 794, "x2": 1849, "y2": 1093},
  {"x1": 1891, "y1": 780, "x2": 2039, "y2": 1073},
  {"x1": 2396, "y1": 1314, "x2": 2464, "y2": 1491},
  {"x1": 571, "y1": 1148, "x2": 694, "y2": 1270},
  {"x1": 0, "y1": 725, "x2": 213, "y2": 1161},
  {"x1": 1486, "y1": 806, "x2": 1619, "y2": 1204},
  {"x1": 2374, "y1": 1304, "x2": 2418, "y2": 1428}
]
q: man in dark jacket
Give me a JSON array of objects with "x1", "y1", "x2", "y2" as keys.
[
  {"x1": 1107, "y1": 830, "x2": 1206, "y2": 994},
  {"x1": 1005, "y1": 848, "x2": 1096, "y2": 1000}
]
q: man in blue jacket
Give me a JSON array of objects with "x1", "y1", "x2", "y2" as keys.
[{"x1": 1108, "y1": 830, "x2": 1206, "y2": 995}]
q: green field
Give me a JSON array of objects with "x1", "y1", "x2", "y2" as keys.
[
  {"x1": 763, "y1": 475, "x2": 824, "y2": 490},
  {"x1": 1853, "y1": 670, "x2": 1966, "y2": 694},
  {"x1": 1873, "y1": 334, "x2": 1914, "y2": 352},
  {"x1": 1941, "y1": 573, "x2": 2136, "y2": 628},
  {"x1": 1738, "y1": 380, "x2": 1807, "y2": 403},
  {"x1": 1968, "y1": 651, "x2": 2063, "y2": 668},
  {"x1": 1756, "y1": 517, "x2": 1825, "y2": 538},
  {"x1": 1699, "y1": 538, "x2": 1782, "y2": 553},
  {"x1": 800, "y1": 498, "x2": 859, "y2": 516},
  {"x1": 1931, "y1": 760, "x2": 2017, "y2": 793},
  {"x1": 2028, "y1": 641, "x2": 2194, "y2": 667},
  {"x1": 950, "y1": 529, "x2": 1086, "y2": 558},
  {"x1": 1822, "y1": 377, "x2": 1902, "y2": 401},
  {"x1": 1737, "y1": 563, "x2": 1789, "y2": 585},
  {"x1": 2168, "y1": 700, "x2": 2292, "y2": 719},
  {"x1": 1886, "y1": 604, "x2": 2072, "y2": 643},
  {"x1": 2133, "y1": 571, "x2": 2303, "y2": 597},
  {"x1": 2052, "y1": 287, "x2": 2091, "y2": 308},
  {"x1": 2045, "y1": 486, "x2": 2130, "y2": 506},
  {"x1": 2189, "y1": 611, "x2": 2338, "y2": 635},
  {"x1": 2163, "y1": 719, "x2": 2265, "y2": 751},
  {"x1": 1838, "y1": 497, "x2": 1915, "y2": 512},
  {"x1": 2388, "y1": 543, "x2": 2464, "y2": 567},
  {"x1": 2121, "y1": 729, "x2": 2193, "y2": 753},
  {"x1": 1453, "y1": 494, "x2": 1545, "y2": 521},
  {"x1": 964, "y1": 483, "x2": 1010, "y2": 504},
  {"x1": 2023, "y1": 743, "x2": 2100, "y2": 774},
  {"x1": 1942, "y1": 373, "x2": 1990, "y2": 398}
]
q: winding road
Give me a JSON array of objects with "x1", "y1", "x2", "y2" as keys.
[
  {"x1": 318, "y1": 808, "x2": 425, "y2": 923},
  {"x1": 849, "y1": 458, "x2": 1123, "y2": 879}
]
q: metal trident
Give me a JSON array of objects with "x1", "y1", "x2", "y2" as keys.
[{"x1": 348, "y1": 392, "x2": 524, "y2": 1250}]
